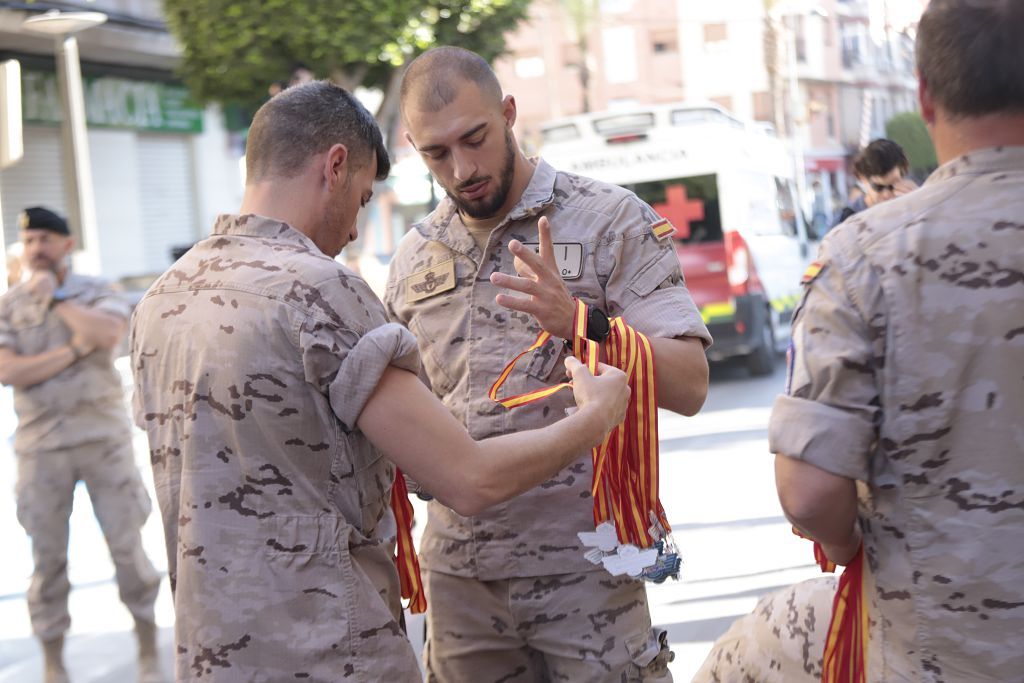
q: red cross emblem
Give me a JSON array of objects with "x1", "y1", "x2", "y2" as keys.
[{"x1": 652, "y1": 184, "x2": 705, "y2": 240}]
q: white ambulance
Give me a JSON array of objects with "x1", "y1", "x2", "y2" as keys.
[{"x1": 540, "y1": 103, "x2": 812, "y2": 375}]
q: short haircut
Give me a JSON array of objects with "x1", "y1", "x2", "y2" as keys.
[
  {"x1": 400, "y1": 46, "x2": 503, "y2": 117},
  {"x1": 246, "y1": 81, "x2": 390, "y2": 183},
  {"x1": 853, "y1": 139, "x2": 909, "y2": 179},
  {"x1": 916, "y1": 0, "x2": 1024, "y2": 118}
]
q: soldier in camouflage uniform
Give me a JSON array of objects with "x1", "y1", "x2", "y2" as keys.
[
  {"x1": 770, "y1": 1, "x2": 1024, "y2": 681},
  {"x1": 386, "y1": 47, "x2": 712, "y2": 682},
  {"x1": 692, "y1": 576, "x2": 836, "y2": 683},
  {"x1": 130, "y1": 81, "x2": 629, "y2": 682},
  {"x1": 0, "y1": 207, "x2": 163, "y2": 683}
]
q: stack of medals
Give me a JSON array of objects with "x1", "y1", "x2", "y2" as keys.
[{"x1": 578, "y1": 514, "x2": 682, "y2": 583}]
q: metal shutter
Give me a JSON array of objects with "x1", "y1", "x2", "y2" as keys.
[
  {"x1": 0, "y1": 126, "x2": 66, "y2": 248},
  {"x1": 136, "y1": 134, "x2": 197, "y2": 274}
]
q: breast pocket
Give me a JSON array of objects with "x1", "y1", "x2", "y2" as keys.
[{"x1": 525, "y1": 336, "x2": 568, "y2": 384}]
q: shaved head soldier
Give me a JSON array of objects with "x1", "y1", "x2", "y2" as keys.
[{"x1": 388, "y1": 47, "x2": 712, "y2": 681}]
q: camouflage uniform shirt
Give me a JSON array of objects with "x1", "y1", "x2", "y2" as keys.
[
  {"x1": 769, "y1": 146, "x2": 1024, "y2": 682},
  {"x1": 0, "y1": 273, "x2": 132, "y2": 452},
  {"x1": 385, "y1": 159, "x2": 711, "y2": 579},
  {"x1": 131, "y1": 214, "x2": 422, "y2": 682}
]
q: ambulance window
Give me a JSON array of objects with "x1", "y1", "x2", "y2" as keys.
[
  {"x1": 628, "y1": 174, "x2": 723, "y2": 244},
  {"x1": 542, "y1": 123, "x2": 581, "y2": 144},
  {"x1": 593, "y1": 113, "x2": 654, "y2": 135}
]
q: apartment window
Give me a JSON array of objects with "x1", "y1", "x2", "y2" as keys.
[
  {"x1": 703, "y1": 23, "x2": 727, "y2": 44},
  {"x1": 652, "y1": 30, "x2": 678, "y2": 54},
  {"x1": 842, "y1": 33, "x2": 861, "y2": 67},
  {"x1": 752, "y1": 91, "x2": 774, "y2": 123},
  {"x1": 603, "y1": 26, "x2": 638, "y2": 84},
  {"x1": 514, "y1": 56, "x2": 545, "y2": 79}
]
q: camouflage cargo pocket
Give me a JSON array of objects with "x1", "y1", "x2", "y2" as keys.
[{"x1": 623, "y1": 627, "x2": 675, "y2": 682}]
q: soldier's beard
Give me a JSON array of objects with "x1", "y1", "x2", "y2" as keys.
[{"x1": 443, "y1": 129, "x2": 517, "y2": 220}]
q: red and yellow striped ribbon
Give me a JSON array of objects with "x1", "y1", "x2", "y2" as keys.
[
  {"x1": 792, "y1": 529, "x2": 867, "y2": 683},
  {"x1": 489, "y1": 299, "x2": 669, "y2": 548},
  {"x1": 390, "y1": 468, "x2": 426, "y2": 614}
]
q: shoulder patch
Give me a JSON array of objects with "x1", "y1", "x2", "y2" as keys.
[
  {"x1": 651, "y1": 218, "x2": 676, "y2": 241},
  {"x1": 801, "y1": 261, "x2": 825, "y2": 285}
]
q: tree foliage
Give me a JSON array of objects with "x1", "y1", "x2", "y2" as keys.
[
  {"x1": 885, "y1": 111, "x2": 938, "y2": 179},
  {"x1": 163, "y1": 0, "x2": 531, "y2": 111}
]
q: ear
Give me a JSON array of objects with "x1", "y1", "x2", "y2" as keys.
[
  {"x1": 918, "y1": 77, "x2": 936, "y2": 126},
  {"x1": 502, "y1": 95, "x2": 517, "y2": 129},
  {"x1": 62, "y1": 236, "x2": 76, "y2": 256},
  {"x1": 323, "y1": 143, "x2": 350, "y2": 188}
]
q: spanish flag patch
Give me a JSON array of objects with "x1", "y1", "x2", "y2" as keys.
[
  {"x1": 801, "y1": 261, "x2": 824, "y2": 284},
  {"x1": 651, "y1": 219, "x2": 675, "y2": 241}
]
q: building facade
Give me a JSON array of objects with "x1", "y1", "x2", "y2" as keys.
[
  {"x1": 494, "y1": 0, "x2": 923, "y2": 217},
  {"x1": 0, "y1": 0, "x2": 243, "y2": 286}
]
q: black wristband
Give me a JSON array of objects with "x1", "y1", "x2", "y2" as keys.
[{"x1": 586, "y1": 306, "x2": 611, "y2": 343}]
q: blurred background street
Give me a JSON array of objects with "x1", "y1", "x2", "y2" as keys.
[{"x1": 0, "y1": 354, "x2": 820, "y2": 681}]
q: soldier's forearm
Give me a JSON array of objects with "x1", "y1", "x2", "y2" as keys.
[
  {"x1": 359, "y1": 365, "x2": 611, "y2": 517},
  {"x1": 651, "y1": 336, "x2": 708, "y2": 416},
  {"x1": 774, "y1": 454, "x2": 858, "y2": 547},
  {"x1": 53, "y1": 302, "x2": 126, "y2": 350},
  {"x1": 0, "y1": 344, "x2": 80, "y2": 389}
]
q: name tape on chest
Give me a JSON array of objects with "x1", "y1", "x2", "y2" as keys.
[
  {"x1": 406, "y1": 258, "x2": 456, "y2": 303},
  {"x1": 522, "y1": 242, "x2": 584, "y2": 280}
]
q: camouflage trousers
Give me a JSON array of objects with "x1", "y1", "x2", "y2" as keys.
[
  {"x1": 424, "y1": 569, "x2": 674, "y2": 682},
  {"x1": 691, "y1": 576, "x2": 838, "y2": 683},
  {"x1": 14, "y1": 439, "x2": 162, "y2": 641}
]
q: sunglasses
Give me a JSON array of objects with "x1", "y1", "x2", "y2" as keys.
[{"x1": 869, "y1": 182, "x2": 896, "y2": 193}]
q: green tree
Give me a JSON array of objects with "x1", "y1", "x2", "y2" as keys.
[
  {"x1": 885, "y1": 111, "x2": 938, "y2": 179},
  {"x1": 162, "y1": 0, "x2": 531, "y2": 132}
]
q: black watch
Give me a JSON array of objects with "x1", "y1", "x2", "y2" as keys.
[{"x1": 585, "y1": 306, "x2": 611, "y2": 343}]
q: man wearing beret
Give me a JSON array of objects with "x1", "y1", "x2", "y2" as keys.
[{"x1": 0, "y1": 207, "x2": 164, "y2": 683}]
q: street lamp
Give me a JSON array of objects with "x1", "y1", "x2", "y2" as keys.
[{"x1": 22, "y1": 10, "x2": 107, "y2": 273}]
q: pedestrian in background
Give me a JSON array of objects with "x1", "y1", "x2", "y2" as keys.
[
  {"x1": 772, "y1": 0, "x2": 1024, "y2": 680},
  {"x1": 0, "y1": 207, "x2": 164, "y2": 683},
  {"x1": 835, "y1": 138, "x2": 916, "y2": 225}
]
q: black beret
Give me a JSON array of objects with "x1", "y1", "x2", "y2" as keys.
[{"x1": 19, "y1": 207, "x2": 69, "y2": 236}]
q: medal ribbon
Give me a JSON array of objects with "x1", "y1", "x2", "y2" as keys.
[
  {"x1": 390, "y1": 469, "x2": 426, "y2": 613},
  {"x1": 793, "y1": 529, "x2": 867, "y2": 683},
  {"x1": 488, "y1": 299, "x2": 669, "y2": 548}
]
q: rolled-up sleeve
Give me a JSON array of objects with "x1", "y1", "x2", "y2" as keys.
[
  {"x1": 602, "y1": 195, "x2": 712, "y2": 346},
  {"x1": 768, "y1": 238, "x2": 881, "y2": 481},
  {"x1": 302, "y1": 319, "x2": 421, "y2": 433}
]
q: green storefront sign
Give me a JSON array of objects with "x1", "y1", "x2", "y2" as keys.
[{"x1": 21, "y1": 69, "x2": 203, "y2": 134}]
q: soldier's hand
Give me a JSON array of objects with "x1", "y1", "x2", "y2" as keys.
[
  {"x1": 25, "y1": 269, "x2": 57, "y2": 304},
  {"x1": 893, "y1": 178, "x2": 918, "y2": 198},
  {"x1": 70, "y1": 331, "x2": 97, "y2": 359},
  {"x1": 566, "y1": 357, "x2": 629, "y2": 437},
  {"x1": 491, "y1": 216, "x2": 576, "y2": 340}
]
